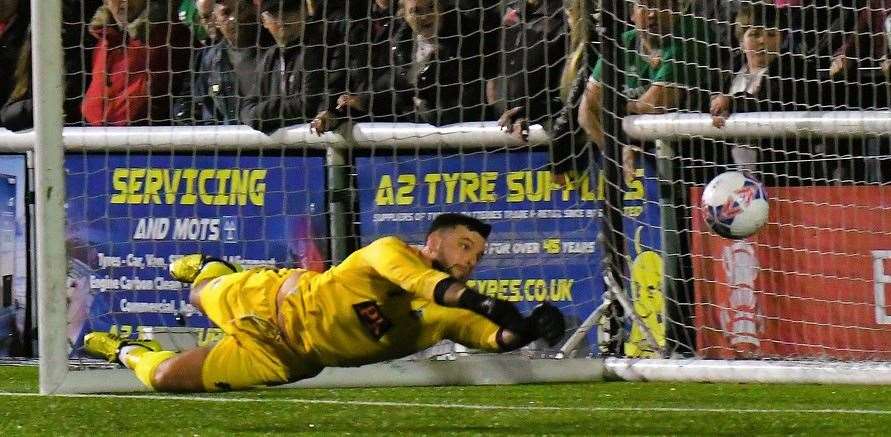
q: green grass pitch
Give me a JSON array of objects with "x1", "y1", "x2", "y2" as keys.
[{"x1": 2, "y1": 365, "x2": 891, "y2": 435}]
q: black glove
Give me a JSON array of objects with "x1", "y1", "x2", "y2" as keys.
[
  {"x1": 528, "y1": 303, "x2": 565, "y2": 346},
  {"x1": 458, "y1": 288, "x2": 526, "y2": 332}
]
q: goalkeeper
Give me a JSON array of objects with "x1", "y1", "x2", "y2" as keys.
[{"x1": 84, "y1": 213, "x2": 565, "y2": 392}]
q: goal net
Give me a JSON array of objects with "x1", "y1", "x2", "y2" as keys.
[
  {"x1": 21, "y1": 0, "x2": 620, "y2": 393},
  {"x1": 16, "y1": 0, "x2": 891, "y2": 393},
  {"x1": 612, "y1": 0, "x2": 891, "y2": 370}
]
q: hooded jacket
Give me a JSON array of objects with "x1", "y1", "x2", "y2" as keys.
[
  {"x1": 81, "y1": 1, "x2": 192, "y2": 126},
  {"x1": 388, "y1": 5, "x2": 502, "y2": 126},
  {"x1": 501, "y1": 0, "x2": 567, "y2": 125}
]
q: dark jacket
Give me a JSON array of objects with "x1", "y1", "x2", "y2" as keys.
[
  {"x1": 501, "y1": 0, "x2": 566, "y2": 125},
  {"x1": 339, "y1": 2, "x2": 415, "y2": 122},
  {"x1": 239, "y1": 18, "x2": 345, "y2": 133},
  {"x1": 723, "y1": 53, "x2": 838, "y2": 185},
  {"x1": 173, "y1": 40, "x2": 260, "y2": 125},
  {"x1": 390, "y1": 6, "x2": 502, "y2": 125},
  {"x1": 724, "y1": 54, "x2": 825, "y2": 113},
  {"x1": 0, "y1": 10, "x2": 29, "y2": 114}
]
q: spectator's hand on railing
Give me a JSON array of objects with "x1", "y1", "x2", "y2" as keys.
[
  {"x1": 882, "y1": 58, "x2": 891, "y2": 81},
  {"x1": 498, "y1": 106, "x2": 529, "y2": 142},
  {"x1": 622, "y1": 145, "x2": 639, "y2": 185},
  {"x1": 710, "y1": 95, "x2": 731, "y2": 129},
  {"x1": 336, "y1": 94, "x2": 365, "y2": 113},
  {"x1": 310, "y1": 111, "x2": 334, "y2": 136},
  {"x1": 830, "y1": 54, "x2": 850, "y2": 78}
]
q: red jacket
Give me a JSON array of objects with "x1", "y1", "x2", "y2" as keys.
[{"x1": 81, "y1": 5, "x2": 191, "y2": 126}]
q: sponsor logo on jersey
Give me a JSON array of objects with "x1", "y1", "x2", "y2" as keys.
[{"x1": 353, "y1": 301, "x2": 393, "y2": 340}]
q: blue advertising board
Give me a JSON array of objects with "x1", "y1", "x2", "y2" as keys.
[
  {"x1": 0, "y1": 155, "x2": 26, "y2": 357},
  {"x1": 356, "y1": 151, "x2": 661, "y2": 353},
  {"x1": 65, "y1": 153, "x2": 327, "y2": 354}
]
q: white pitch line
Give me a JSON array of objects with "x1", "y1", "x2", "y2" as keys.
[{"x1": 0, "y1": 391, "x2": 890, "y2": 415}]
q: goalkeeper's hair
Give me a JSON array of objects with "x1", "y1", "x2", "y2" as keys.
[{"x1": 427, "y1": 213, "x2": 492, "y2": 239}]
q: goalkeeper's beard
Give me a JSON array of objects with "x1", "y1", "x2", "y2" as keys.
[{"x1": 433, "y1": 260, "x2": 467, "y2": 281}]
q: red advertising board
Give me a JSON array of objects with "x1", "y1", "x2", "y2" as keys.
[{"x1": 691, "y1": 186, "x2": 891, "y2": 360}]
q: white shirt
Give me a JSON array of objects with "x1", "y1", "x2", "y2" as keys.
[{"x1": 729, "y1": 65, "x2": 768, "y2": 96}]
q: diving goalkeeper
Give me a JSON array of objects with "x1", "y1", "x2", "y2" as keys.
[{"x1": 84, "y1": 213, "x2": 565, "y2": 392}]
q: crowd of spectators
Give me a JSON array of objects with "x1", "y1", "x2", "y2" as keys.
[{"x1": 0, "y1": 0, "x2": 889, "y2": 183}]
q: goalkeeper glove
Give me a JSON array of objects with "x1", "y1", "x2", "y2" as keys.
[
  {"x1": 446, "y1": 286, "x2": 566, "y2": 346},
  {"x1": 527, "y1": 302, "x2": 566, "y2": 346},
  {"x1": 494, "y1": 303, "x2": 566, "y2": 351},
  {"x1": 457, "y1": 288, "x2": 527, "y2": 333},
  {"x1": 169, "y1": 254, "x2": 242, "y2": 285}
]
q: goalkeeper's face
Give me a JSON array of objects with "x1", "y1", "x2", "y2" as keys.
[{"x1": 428, "y1": 225, "x2": 486, "y2": 281}]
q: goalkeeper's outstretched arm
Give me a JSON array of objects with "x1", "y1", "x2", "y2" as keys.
[{"x1": 433, "y1": 278, "x2": 566, "y2": 351}]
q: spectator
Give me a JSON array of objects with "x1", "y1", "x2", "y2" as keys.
[
  {"x1": 311, "y1": 0, "x2": 415, "y2": 134},
  {"x1": 690, "y1": 0, "x2": 745, "y2": 71},
  {"x1": 239, "y1": 0, "x2": 345, "y2": 133},
  {"x1": 196, "y1": 0, "x2": 220, "y2": 44},
  {"x1": 690, "y1": 1, "x2": 733, "y2": 44},
  {"x1": 500, "y1": 0, "x2": 596, "y2": 179},
  {"x1": 392, "y1": 0, "x2": 502, "y2": 126},
  {"x1": 557, "y1": 0, "x2": 595, "y2": 106},
  {"x1": 496, "y1": 0, "x2": 567, "y2": 133},
  {"x1": 179, "y1": 0, "x2": 212, "y2": 44},
  {"x1": 783, "y1": 1, "x2": 859, "y2": 70},
  {"x1": 709, "y1": 2, "x2": 833, "y2": 184},
  {"x1": 0, "y1": 0, "x2": 102, "y2": 130},
  {"x1": 0, "y1": 0, "x2": 27, "y2": 109},
  {"x1": 81, "y1": 0, "x2": 192, "y2": 126},
  {"x1": 549, "y1": 0, "x2": 598, "y2": 176},
  {"x1": 173, "y1": 0, "x2": 264, "y2": 125},
  {"x1": 578, "y1": 0, "x2": 713, "y2": 180},
  {"x1": 828, "y1": 1, "x2": 890, "y2": 85},
  {"x1": 0, "y1": 0, "x2": 30, "y2": 128}
]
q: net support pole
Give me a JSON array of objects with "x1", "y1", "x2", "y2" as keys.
[
  {"x1": 32, "y1": 0, "x2": 68, "y2": 394},
  {"x1": 599, "y1": 0, "x2": 629, "y2": 354},
  {"x1": 326, "y1": 146, "x2": 350, "y2": 263},
  {"x1": 655, "y1": 139, "x2": 687, "y2": 355}
]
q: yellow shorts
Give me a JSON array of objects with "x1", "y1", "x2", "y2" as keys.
[{"x1": 198, "y1": 268, "x2": 322, "y2": 391}]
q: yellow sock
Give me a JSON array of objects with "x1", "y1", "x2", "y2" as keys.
[{"x1": 123, "y1": 348, "x2": 176, "y2": 390}]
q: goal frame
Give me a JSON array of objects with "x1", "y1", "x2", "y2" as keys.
[
  {"x1": 27, "y1": 121, "x2": 602, "y2": 394},
  {"x1": 30, "y1": 114, "x2": 891, "y2": 393},
  {"x1": 28, "y1": 0, "x2": 891, "y2": 394}
]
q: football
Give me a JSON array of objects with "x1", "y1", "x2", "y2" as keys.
[{"x1": 701, "y1": 171, "x2": 769, "y2": 239}]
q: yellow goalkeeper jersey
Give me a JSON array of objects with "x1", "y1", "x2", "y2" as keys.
[{"x1": 280, "y1": 236, "x2": 501, "y2": 367}]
